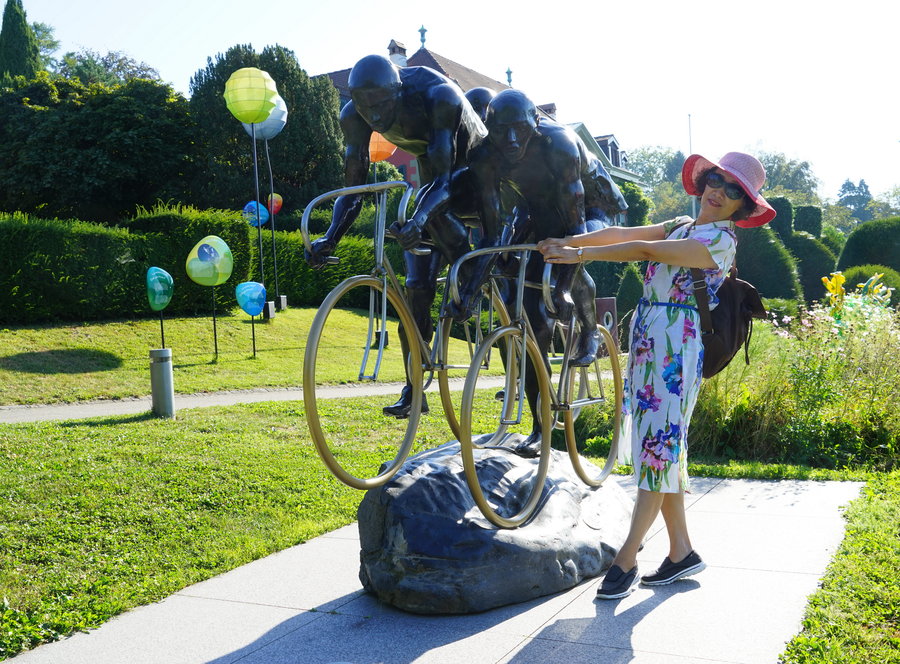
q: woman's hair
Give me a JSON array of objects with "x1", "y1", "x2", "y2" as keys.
[{"x1": 695, "y1": 168, "x2": 756, "y2": 221}]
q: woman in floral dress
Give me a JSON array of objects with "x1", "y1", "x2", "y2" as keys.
[{"x1": 538, "y1": 152, "x2": 776, "y2": 599}]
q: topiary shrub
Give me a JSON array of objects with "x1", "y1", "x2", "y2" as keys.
[
  {"x1": 735, "y1": 226, "x2": 803, "y2": 301},
  {"x1": 837, "y1": 216, "x2": 900, "y2": 273},
  {"x1": 768, "y1": 196, "x2": 794, "y2": 240},
  {"x1": 820, "y1": 225, "x2": 846, "y2": 257},
  {"x1": 794, "y1": 205, "x2": 823, "y2": 237},
  {"x1": 840, "y1": 264, "x2": 900, "y2": 306},
  {"x1": 615, "y1": 262, "x2": 643, "y2": 350},
  {"x1": 620, "y1": 181, "x2": 651, "y2": 227},
  {"x1": 784, "y1": 232, "x2": 837, "y2": 305}
]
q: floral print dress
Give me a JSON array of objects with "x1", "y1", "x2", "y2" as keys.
[{"x1": 618, "y1": 218, "x2": 737, "y2": 493}]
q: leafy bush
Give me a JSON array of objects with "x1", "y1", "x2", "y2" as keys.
[
  {"x1": 0, "y1": 74, "x2": 196, "y2": 223},
  {"x1": 768, "y1": 196, "x2": 794, "y2": 240},
  {"x1": 761, "y1": 297, "x2": 800, "y2": 320},
  {"x1": 794, "y1": 205, "x2": 823, "y2": 237},
  {"x1": 586, "y1": 261, "x2": 625, "y2": 300},
  {"x1": 690, "y1": 295, "x2": 899, "y2": 470},
  {"x1": 837, "y1": 216, "x2": 900, "y2": 273},
  {"x1": 820, "y1": 224, "x2": 846, "y2": 257},
  {"x1": 840, "y1": 265, "x2": 900, "y2": 306},
  {"x1": 784, "y1": 232, "x2": 836, "y2": 304},
  {"x1": 735, "y1": 226, "x2": 802, "y2": 300}
]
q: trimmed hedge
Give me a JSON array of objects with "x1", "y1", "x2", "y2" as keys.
[
  {"x1": 840, "y1": 264, "x2": 900, "y2": 307},
  {"x1": 768, "y1": 196, "x2": 794, "y2": 240},
  {"x1": 794, "y1": 205, "x2": 823, "y2": 237},
  {"x1": 837, "y1": 216, "x2": 900, "y2": 274},
  {"x1": 615, "y1": 262, "x2": 643, "y2": 350},
  {"x1": 0, "y1": 213, "x2": 147, "y2": 324},
  {"x1": 1, "y1": 208, "x2": 252, "y2": 324},
  {"x1": 735, "y1": 226, "x2": 803, "y2": 301},
  {"x1": 784, "y1": 231, "x2": 837, "y2": 305}
]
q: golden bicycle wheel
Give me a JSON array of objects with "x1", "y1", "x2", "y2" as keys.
[
  {"x1": 563, "y1": 323, "x2": 623, "y2": 487},
  {"x1": 303, "y1": 275, "x2": 424, "y2": 490},
  {"x1": 458, "y1": 325, "x2": 553, "y2": 528}
]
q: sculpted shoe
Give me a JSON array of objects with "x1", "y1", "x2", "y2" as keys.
[
  {"x1": 596, "y1": 564, "x2": 639, "y2": 600},
  {"x1": 513, "y1": 431, "x2": 542, "y2": 458},
  {"x1": 640, "y1": 551, "x2": 706, "y2": 586},
  {"x1": 382, "y1": 386, "x2": 429, "y2": 419},
  {"x1": 568, "y1": 328, "x2": 601, "y2": 367}
]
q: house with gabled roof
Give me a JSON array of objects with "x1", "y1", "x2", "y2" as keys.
[{"x1": 320, "y1": 31, "x2": 643, "y2": 212}]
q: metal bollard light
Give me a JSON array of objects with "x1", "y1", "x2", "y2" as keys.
[{"x1": 149, "y1": 348, "x2": 175, "y2": 418}]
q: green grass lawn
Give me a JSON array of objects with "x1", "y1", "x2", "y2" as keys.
[
  {"x1": 0, "y1": 307, "x2": 483, "y2": 405},
  {"x1": 0, "y1": 314, "x2": 896, "y2": 662}
]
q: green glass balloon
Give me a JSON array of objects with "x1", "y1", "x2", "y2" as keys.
[
  {"x1": 186, "y1": 236, "x2": 233, "y2": 287},
  {"x1": 146, "y1": 267, "x2": 174, "y2": 312}
]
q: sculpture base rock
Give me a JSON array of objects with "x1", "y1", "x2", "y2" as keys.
[{"x1": 358, "y1": 440, "x2": 633, "y2": 614}]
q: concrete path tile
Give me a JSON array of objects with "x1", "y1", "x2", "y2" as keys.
[
  {"x1": 11, "y1": 595, "x2": 313, "y2": 664},
  {"x1": 178, "y1": 534, "x2": 367, "y2": 612},
  {"x1": 498, "y1": 638, "x2": 741, "y2": 664},
  {"x1": 536, "y1": 566, "x2": 820, "y2": 664},
  {"x1": 212, "y1": 612, "x2": 527, "y2": 664}
]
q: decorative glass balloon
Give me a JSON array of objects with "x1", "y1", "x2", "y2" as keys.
[
  {"x1": 146, "y1": 267, "x2": 174, "y2": 312},
  {"x1": 243, "y1": 201, "x2": 270, "y2": 227},
  {"x1": 369, "y1": 131, "x2": 397, "y2": 162},
  {"x1": 223, "y1": 67, "x2": 279, "y2": 124},
  {"x1": 186, "y1": 236, "x2": 233, "y2": 286},
  {"x1": 267, "y1": 193, "x2": 283, "y2": 215},
  {"x1": 235, "y1": 281, "x2": 267, "y2": 317},
  {"x1": 242, "y1": 94, "x2": 288, "y2": 140}
]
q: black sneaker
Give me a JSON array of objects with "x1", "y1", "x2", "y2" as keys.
[
  {"x1": 595, "y1": 565, "x2": 638, "y2": 600},
  {"x1": 640, "y1": 551, "x2": 706, "y2": 586}
]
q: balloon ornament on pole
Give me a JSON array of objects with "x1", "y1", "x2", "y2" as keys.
[
  {"x1": 186, "y1": 235, "x2": 233, "y2": 358},
  {"x1": 235, "y1": 281, "x2": 267, "y2": 358},
  {"x1": 146, "y1": 267, "x2": 174, "y2": 348},
  {"x1": 223, "y1": 68, "x2": 279, "y2": 307},
  {"x1": 243, "y1": 94, "x2": 289, "y2": 311}
]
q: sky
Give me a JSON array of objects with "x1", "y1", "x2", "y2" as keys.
[{"x1": 21, "y1": 0, "x2": 900, "y2": 201}]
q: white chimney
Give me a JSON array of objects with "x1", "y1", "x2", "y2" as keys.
[{"x1": 387, "y1": 40, "x2": 408, "y2": 67}]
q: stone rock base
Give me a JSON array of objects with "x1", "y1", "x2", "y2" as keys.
[{"x1": 358, "y1": 441, "x2": 633, "y2": 614}]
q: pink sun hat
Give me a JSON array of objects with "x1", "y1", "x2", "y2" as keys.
[{"x1": 681, "y1": 152, "x2": 777, "y2": 228}]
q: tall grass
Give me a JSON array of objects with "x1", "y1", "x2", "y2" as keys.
[{"x1": 691, "y1": 295, "x2": 899, "y2": 470}]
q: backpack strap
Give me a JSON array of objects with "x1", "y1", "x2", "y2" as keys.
[{"x1": 690, "y1": 267, "x2": 713, "y2": 335}]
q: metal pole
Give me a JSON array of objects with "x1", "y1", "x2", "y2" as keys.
[
  {"x1": 159, "y1": 311, "x2": 165, "y2": 348},
  {"x1": 689, "y1": 113, "x2": 697, "y2": 218},
  {"x1": 251, "y1": 315, "x2": 257, "y2": 358},
  {"x1": 251, "y1": 124, "x2": 265, "y2": 285},
  {"x1": 264, "y1": 139, "x2": 281, "y2": 305},
  {"x1": 212, "y1": 287, "x2": 218, "y2": 358}
]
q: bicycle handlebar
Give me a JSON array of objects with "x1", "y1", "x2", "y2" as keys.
[{"x1": 300, "y1": 181, "x2": 416, "y2": 262}]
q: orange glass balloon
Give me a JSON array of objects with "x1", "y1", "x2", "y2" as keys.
[{"x1": 368, "y1": 132, "x2": 397, "y2": 162}]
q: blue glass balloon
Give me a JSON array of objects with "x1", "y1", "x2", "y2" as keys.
[
  {"x1": 243, "y1": 201, "x2": 270, "y2": 227},
  {"x1": 235, "y1": 281, "x2": 267, "y2": 317}
]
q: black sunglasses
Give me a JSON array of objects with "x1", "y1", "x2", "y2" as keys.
[{"x1": 706, "y1": 171, "x2": 746, "y2": 201}]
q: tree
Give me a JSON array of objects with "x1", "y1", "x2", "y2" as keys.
[
  {"x1": 0, "y1": 0, "x2": 41, "y2": 84},
  {"x1": 0, "y1": 73, "x2": 196, "y2": 222},
  {"x1": 55, "y1": 48, "x2": 159, "y2": 86},
  {"x1": 756, "y1": 151, "x2": 820, "y2": 196},
  {"x1": 31, "y1": 21, "x2": 57, "y2": 70},
  {"x1": 626, "y1": 146, "x2": 684, "y2": 187},
  {"x1": 620, "y1": 181, "x2": 651, "y2": 226},
  {"x1": 647, "y1": 181, "x2": 692, "y2": 224},
  {"x1": 866, "y1": 185, "x2": 900, "y2": 220},
  {"x1": 837, "y1": 179, "x2": 873, "y2": 222},
  {"x1": 187, "y1": 43, "x2": 343, "y2": 213}
]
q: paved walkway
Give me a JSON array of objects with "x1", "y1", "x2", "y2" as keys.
[{"x1": 3, "y1": 392, "x2": 863, "y2": 663}]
